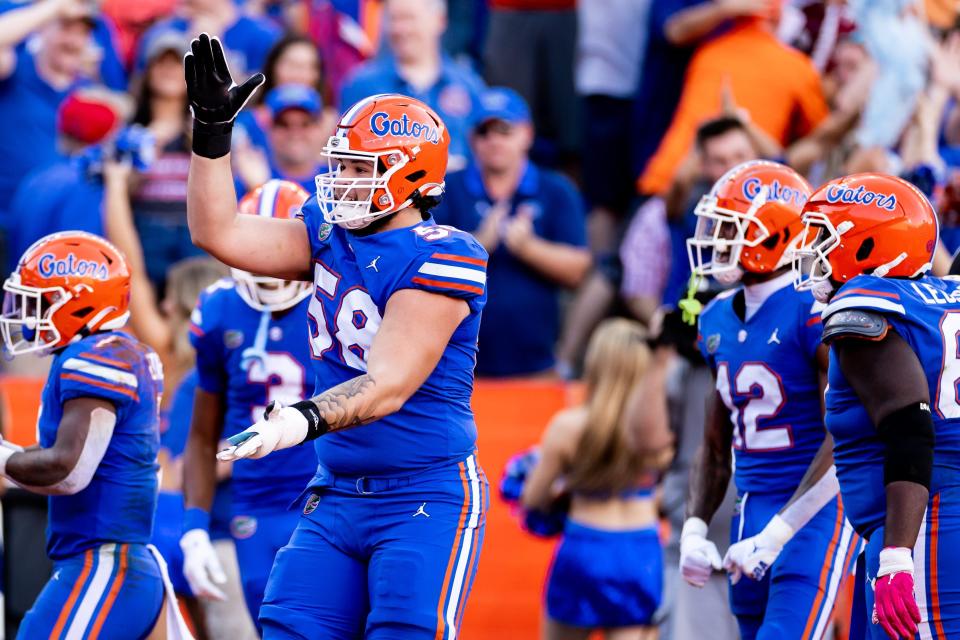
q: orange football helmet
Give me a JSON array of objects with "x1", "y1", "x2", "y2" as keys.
[
  {"x1": 316, "y1": 93, "x2": 449, "y2": 229},
  {"x1": 793, "y1": 173, "x2": 938, "y2": 301},
  {"x1": 232, "y1": 180, "x2": 312, "y2": 312},
  {"x1": 1, "y1": 231, "x2": 130, "y2": 355},
  {"x1": 687, "y1": 160, "x2": 812, "y2": 284}
]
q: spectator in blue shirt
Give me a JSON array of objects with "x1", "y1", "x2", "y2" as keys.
[
  {"x1": 7, "y1": 87, "x2": 127, "y2": 273},
  {"x1": 138, "y1": 0, "x2": 281, "y2": 75},
  {"x1": 233, "y1": 84, "x2": 327, "y2": 196},
  {"x1": 339, "y1": 0, "x2": 486, "y2": 171},
  {"x1": 433, "y1": 88, "x2": 591, "y2": 377},
  {"x1": 0, "y1": 0, "x2": 98, "y2": 234}
]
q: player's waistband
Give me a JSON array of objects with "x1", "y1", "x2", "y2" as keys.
[{"x1": 297, "y1": 452, "x2": 481, "y2": 503}]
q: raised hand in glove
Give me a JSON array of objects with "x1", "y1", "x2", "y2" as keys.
[{"x1": 184, "y1": 33, "x2": 264, "y2": 158}]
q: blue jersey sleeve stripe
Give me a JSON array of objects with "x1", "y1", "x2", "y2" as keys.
[
  {"x1": 430, "y1": 252, "x2": 487, "y2": 268},
  {"x1": 831, "y1": 287, "x2": 901, "y2": 302},
  {"x1": 77, "y1": 352, "x2": 133, "y2": 370},
  {"x1": 62, "y1": 358, "x2": 139, "y2": 389},
  {"x1": 823, "y1": 296, "x2": 907, "y2": 318},
  {"x1": 411, "y1": 277, "x2": 485, "y2": 296},
  {"x1": 417, "y1": 262, "x2": 486, "y2": 285},
  {"x1": 60, "y1": 372, "x2": 139, "y2": 401}
]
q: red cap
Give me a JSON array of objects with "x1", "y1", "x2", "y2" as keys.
[{"x1": 57, "y1": 92, "x2": 121, "y2": 145}]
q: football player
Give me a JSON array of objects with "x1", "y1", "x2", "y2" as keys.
[
  {"x1": 794, "y1": 173, "x2": 959, "y2": 640},
  {"x1": 0, "y1": 231, "x2": 189, "y2": 638},
  {"x1": 179, "y1": 180, "x2": 316, "y2": 629},
  {"x1": 681, "y1": 160, "x2": 860, "y2": 639},
  {"x1": 184, "y1": 34, "x2": 488, "y2": 637}
]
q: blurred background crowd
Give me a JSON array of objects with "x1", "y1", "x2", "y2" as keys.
[{"x1": 2, "y1": 0, "x2": 960, "y2": 636}]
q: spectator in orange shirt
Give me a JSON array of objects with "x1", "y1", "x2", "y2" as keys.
[{"x1": 639, "y1": 9, "x2": 829, "y2": 195}]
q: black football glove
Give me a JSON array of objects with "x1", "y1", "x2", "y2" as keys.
[{"x1": 184, "y1": 33, "x2": 264, "y2": 159}]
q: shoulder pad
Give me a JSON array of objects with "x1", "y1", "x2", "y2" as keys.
[{"x1": 822, "y1": 309, "x2": 889, "y2": 344}]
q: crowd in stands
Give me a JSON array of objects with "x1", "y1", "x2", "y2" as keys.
[{"x1": 4, "y1": 0, "x2": 960, "y2": 635}]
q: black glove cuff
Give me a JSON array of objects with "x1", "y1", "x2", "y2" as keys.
[
  {"x1": 192, "y1": 120, "x2": 234, "y2": 159},
  {"x1": 291, "y1": 400, "x2": 330, "y2": 443}
]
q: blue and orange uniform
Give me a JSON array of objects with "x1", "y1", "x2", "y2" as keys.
[
  {"x1": 258, "y1": 203, "x2": 489, "y2": 639},
  {"x1": 189, "y1": 279, "x2": 317, "y2": 623},
  {"x1": 698, "y1": 276, "x2": 860, "y2": 640},
  {"x1": 823, "y1": 274, "x2": 960, "y2": 638},
  {"x1": 18, "y1": 331, "x2": 166, "y2": 639}
]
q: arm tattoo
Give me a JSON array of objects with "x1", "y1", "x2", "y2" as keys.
[{"x1": 309, "y1": 374, "x2": 380, "y2": 433}]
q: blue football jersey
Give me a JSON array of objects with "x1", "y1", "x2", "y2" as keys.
[
  {"x1": 697, "y1": 280, "x2": 825, "y2": 495},
  {"x1": 823, "y1": 274, "x2": 960, "y2": 537},
  {"x1": 190, "y1": 280, "x2": 318, "y2": 511},
  {"x1": 40, "y1": 331, "x2": 163, "y2": 560},
  {"x1": 298, "y1": 201, "x2": 488, "y2": 475}
]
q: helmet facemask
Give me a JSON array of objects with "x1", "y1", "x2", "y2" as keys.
[
  {"x1": 687, "y1": 186, "x2": 772, "y2": 284},
  {"x1": 316, "y1": 135, "x2": 411, "y2": 230},
  {"x1": 0, "y1": 275, "x2": 68, "y2": 355},
  {"x1": 231, "y1": 268, "x2": 312, "y2": 312},
  {"x1": 792, "y1": 213, "x2": 849, "y2": 302}
]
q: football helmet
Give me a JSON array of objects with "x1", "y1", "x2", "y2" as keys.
[
  {"x1": 1, "y1": 231, "x2": 130, "y2": 355},
  {"x1": 316, "y1": 93, "x2": 449, "y2": 229},
  {"x1": 793, "y1": 173, "x2": 938, "y2": 302},
  {"x1": 687, "y1": 160, "x2": 812, "y2": 284},
  {"x1": 232, "y1": 180, "x2": 312, "y2": 312}
]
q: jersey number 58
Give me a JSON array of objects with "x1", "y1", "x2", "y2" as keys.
[{"x1": 307, "y1": 262, "x2": 382, "y2": 370}]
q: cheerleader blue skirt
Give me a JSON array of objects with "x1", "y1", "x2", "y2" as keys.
[{"x1": 545, "y1": 520, "x2": 662, "y2": 628}]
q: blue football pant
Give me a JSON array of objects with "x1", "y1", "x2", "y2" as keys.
[
  {"x1": 18, "y1": 543, "x2": 163, "y2": 639},
  {"x1": 259, "y1": 455, "x2": 488, "y2": 640},
  {"x1": 231, "y1": 507, "x2": 301, "y2": 627},
  {"x1": 863, "y1": 485, "x2": 960, "y2": 639},
  {"x1": 730, "y1": 492, "x2": 861, "y2": 640}
]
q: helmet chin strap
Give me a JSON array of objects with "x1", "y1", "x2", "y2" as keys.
[{"x1": 872, "y1": 252, "x2": 908, "y2": 278}]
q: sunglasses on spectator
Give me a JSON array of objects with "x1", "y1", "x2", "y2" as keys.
[{"x1": 474, "y1": 120, "x2": 514, "y2": 138}]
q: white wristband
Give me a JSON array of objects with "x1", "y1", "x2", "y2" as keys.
[
  {"x1": 681, "y1": 517, "x2": 709, "y2": 540},
  {"x1": 762, "y1": 515, "x2": 796, "y2": 547},
  {"x1": 878, "y1": 546, "x2": 914, "y2": 577}
]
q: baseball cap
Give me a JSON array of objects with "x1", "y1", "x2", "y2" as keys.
[
  {"x1": 57, "y1": 88, "x2": 125, "y2": 145},
  {"x1": 474, "y1": 87, "x2": 531, "y2": 128},
  {"x1": 266, "y1": 85, "x2": 322, "y2": 120},
  {"x1": 144, "y1": 30, "x2": 189, "y2": 64}
]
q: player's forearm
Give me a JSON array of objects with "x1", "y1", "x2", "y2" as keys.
[
  {"x1": 884, "y1": 481, "x2": 928, "y2": 548},
  {"x1": 778, "y1": 435, "x2": 838, "y2": 527},
  {"x1": 686, "y1": 443, "x2": 731, "y2": 522},
  {"x1": 182, "y1": 436, "x2": 219, "y2": 512},
  {"x1": 306, "y1": 373, "x2": 404, "y2": 434},
  {"x1": 5, "y1": 450, "x2": 72, "y2": 488},
  {"x1": 512, "y1": 238, "x2": 591, "y2": 288},
  {"x1": 187, "y1": 154, "x2": 240, "y2": 256}
]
